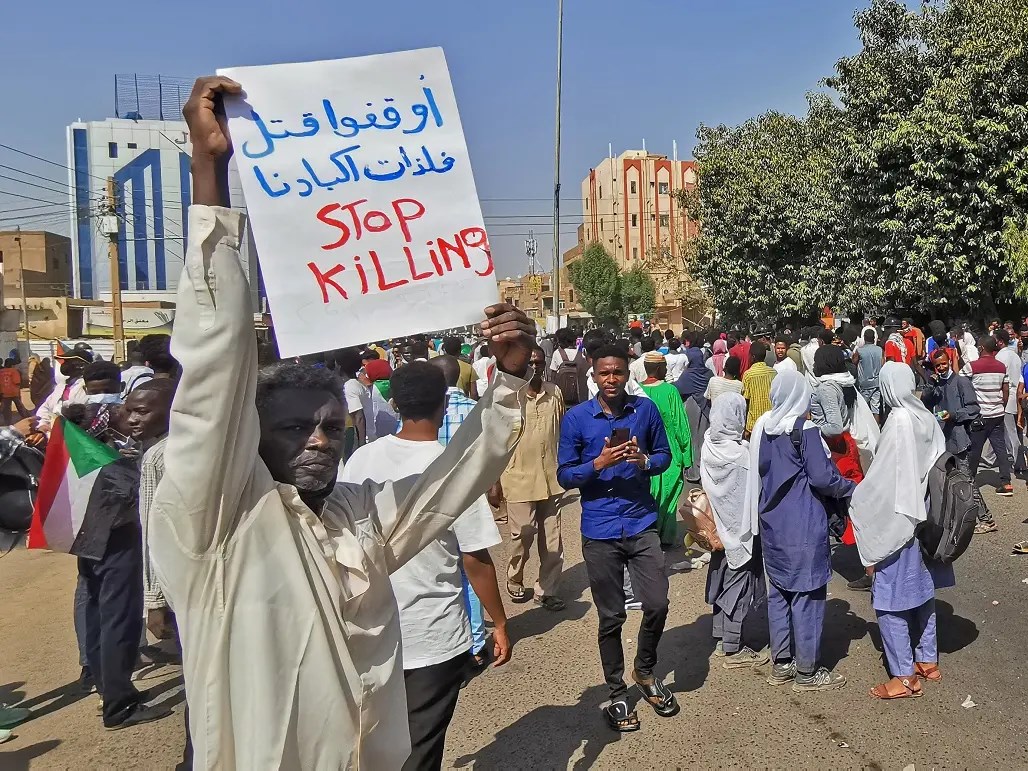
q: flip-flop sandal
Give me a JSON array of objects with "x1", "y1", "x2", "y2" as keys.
[
  {"x1": 915, "y1": 663, "x2": 942, "y2": 682},
  {"x1": 1012, "y1": 540, "x2": 1028, "y2": 555},
  {"x1": 603, "y1": 701, "x2": 640, "y2": 733},
  {"x1": 975, "y1": 522, "x2": 999, "y2": 534},
  {"x1": 506, "y1": 583, "x2": 529, "y2": 603},
  {"x1": 869, "y1": 678, "x2": 922, "y2": 699},
  {"x1": 633, "y1": 674, "x2": 680, "y2": 717}
]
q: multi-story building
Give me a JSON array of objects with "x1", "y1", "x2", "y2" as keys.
[
  {"x1": 0, "y1": 230, "x2": 72, "y2": 298},
  {"x1": 574, "y1": 149, "x2": 702, "y2": 326},
  {"x1": 496, "y1": 268, "x2": 585, "y2": 328}
]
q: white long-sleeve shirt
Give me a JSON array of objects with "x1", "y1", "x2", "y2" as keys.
[
  {"x1": 34, "y1": 378, "x2": 86, "y2": 434},
  {"x1": 149, "y1": 206, "x2": 526, "y2": 770}
]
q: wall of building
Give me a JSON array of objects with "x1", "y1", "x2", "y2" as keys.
[
  {"x1": 66, "y1": 119, "x2": 259, "y2": 308},
  {"x1": 0, "y1": 231, "x2": 72, "y2": 298}
]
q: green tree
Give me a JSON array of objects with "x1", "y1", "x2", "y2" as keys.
[
  {"x1": 620, "y1": 265, "x2": 656, "y2": 317},
  {"x1": 681, "y1": 94, "x2": 850, "y2": 327},
  {"x1": 567, "y1": 242, "x2": 623, "y2": 324},
  {"x1": 829, "y1": 0, "x2": 1028, "y2": 318}
]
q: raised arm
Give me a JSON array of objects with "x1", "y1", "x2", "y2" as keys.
[{"x1": 152, "y1": 76, "x2": 263, "y2": 554}]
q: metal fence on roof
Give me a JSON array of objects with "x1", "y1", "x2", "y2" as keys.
[{"x1": 114, "y1": 74, "x2": 193, "y2": 122}]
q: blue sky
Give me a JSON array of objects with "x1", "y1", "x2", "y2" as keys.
[{"x1": 2, "y1": 0, "x2": 865, "y2": 278}]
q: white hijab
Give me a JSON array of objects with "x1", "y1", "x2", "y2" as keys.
[
  {"x1": 744, "y1": 370, "x2": 816, "y2": 541},
  {"x1": 849, "y1": 363, "x2": 946, "y2": 566},
  {"x1": 700, "y1": 393, "x2": 753, "y2": 569}
]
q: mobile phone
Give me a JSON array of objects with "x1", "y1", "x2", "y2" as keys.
[{"x1": 611, "y1": 427, "x2": 630, "y2": 447}]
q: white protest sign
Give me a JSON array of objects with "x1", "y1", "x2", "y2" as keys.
[{"x1": 218, "y1": 48, "x2": 497, "y2": 357}]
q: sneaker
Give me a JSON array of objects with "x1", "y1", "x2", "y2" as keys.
[
  {"x1": 766, "y1": 661, "x2": 797, "y2": 686},
  {"x1": 996, "y1": 485, "x2": 1014, "y2": 497},
  {"x1": 78, "y1": 666, "x2": 96, "y2": 694},
  {"x1": 723, "y1": 647, "x2": 770, "y2": 670},
  {"x1": 104, "y1": 703, "x2": 172, "y2": 731},
  {"x1": 846, "y1": 575, "x2": 873, "y2": 592},
  {"x1": 793, "y1": 667, "x2": 846, "y2": 692},
  {"x1": 712, "y1": 640, "x2": 726, "y2": 658},
  {"x1": 624, "y1": 600, "x2": 643, "y2": 611}
]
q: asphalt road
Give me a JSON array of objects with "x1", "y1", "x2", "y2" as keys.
[{"x1": 2, "y1": 476, "x2": 1026, "y2": 770}]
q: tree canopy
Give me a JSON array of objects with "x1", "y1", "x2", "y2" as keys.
[
  {"x1": 688, "y1": 0, "x2": 1028, "y2": 325},
  {"x1": 567, "y1": 242, "x2": 657, "y2": 325}
]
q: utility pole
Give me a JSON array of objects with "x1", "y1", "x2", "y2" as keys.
[
  {"x1": 105, "y1": 178, "x2": 125, "y2": 362},
  {"x1": 551, "y1": 0, "x2": 564, "y2": 331},
  {"x1": 14, "y1": 226, "x2": 29, "y2": 357},
  {"x1": 525, "y1": 230, "x2": 538, "y2": 275}
]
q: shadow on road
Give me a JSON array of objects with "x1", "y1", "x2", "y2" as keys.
[
  {"x1": 451, "y1": 684, "x2": 618, "y2": 770},
  {"x1": 661, "y1": 611, "x2": 715, "y2": 694},
  {"x1": 507, "y1": 561, "x2": 592, "y2": 643},
  {"x1": 0, "y1": 739, "x2": 62, "y2": 770},
  {"x1": 821, "y1": 597, "x2": 870, "y2": 670},
  {"x1": 935, "y1": 599, "x2": 979, "y2": 654}
]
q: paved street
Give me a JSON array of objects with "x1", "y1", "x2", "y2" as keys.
[{"x1": 2, "y1": 479, "x2": 1027, "y2": 770}]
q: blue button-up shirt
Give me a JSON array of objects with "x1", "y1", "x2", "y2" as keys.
[{"x1": 557, "y1": 395, "x2": 671, "y2": 540}]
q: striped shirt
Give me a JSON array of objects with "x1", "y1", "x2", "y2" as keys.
[
  {"x1": 439, "y1": 387, "x2": 477, "y2": 446},
  {"x1": 965, "y1": 356, "x2": 1009, "y2": 418},
  {"x1": 742, "y1": 362, "x2": 777, "y2": 432}
]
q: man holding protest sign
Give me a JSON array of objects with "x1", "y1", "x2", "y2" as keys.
[{"x1": 148, "y1": 75, "x2": 534, "y2": 770}]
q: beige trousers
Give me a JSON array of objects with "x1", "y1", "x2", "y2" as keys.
[{"x1": 506, "y1": 495, "x2": 564, "y2": 597}]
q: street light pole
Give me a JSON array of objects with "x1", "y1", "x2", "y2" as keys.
[
  {"x1": 551, "y1": 0, "x2": 564, "y2": 330},
  {"x1": 15, "y1": 226, "x2": 29, "y2": 356}
]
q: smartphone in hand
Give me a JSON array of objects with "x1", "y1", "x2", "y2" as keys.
[{"x1": 611, "y1": 427, "x2": 630, "y2": 447}]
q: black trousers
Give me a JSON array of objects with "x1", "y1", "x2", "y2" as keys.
[
  {"x1": 402, "y1": 652, "x2": 469, "y2": 771},
  {"x1": 582, "y1": 528, "x2": 670, "y2": 701},
  {"x1": 968, "y1": 415, "x2": 1012, "y2": 485},
  {"x1": 78, "y1": 523, "x2": 144, "y2": 727}
]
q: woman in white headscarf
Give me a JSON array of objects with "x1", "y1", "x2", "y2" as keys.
[
  {"x1": 700, "y1": 393, "x2": 767, "y2": 669},
  {"x1": 747, "y1": 370, "x2": 855, "y2": 692},
  {"x1": 850, "y1": 362, "x2": 953, "y2": 700}
]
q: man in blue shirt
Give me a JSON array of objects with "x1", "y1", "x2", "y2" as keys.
[{"x1": 557, "y1": 345, "x2": 676, "y2": 732}]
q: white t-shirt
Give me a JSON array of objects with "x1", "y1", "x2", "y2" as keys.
[
  {"x1": 996, "y1": 346, "x2": 1022, "y2": 414},
  {"x1": 549, "y1": 348, "x2": 580, "y2": 372},
  {"x1": 585, "y1": 367, "x2": 648, "y2": 399},
  {"x1": 665, "y1": 351, "x2": 688, "y2": 383},
  {"x1": 338, "y1": 435, "x2": 501, "y2": 669},
  {"x1": 773, "y1": 357, "x2": 798, "y2": 373},
  {"x1": 472, "y1": 356, "x2": 494, "y2": 396},
  {"x1": 628, "y1": 356, "x2": 649, "y2": 384},
  {"x1": 343, "y1": 378, "x2": 377, "y2": 442}
]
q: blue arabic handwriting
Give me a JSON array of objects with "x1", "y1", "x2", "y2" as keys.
[
  {"x1": 240, "y1": 79, "x2": 447, "y2": 160},
  {"x1": 251, "y1": 144, "x2": 457, "y2": 199}
]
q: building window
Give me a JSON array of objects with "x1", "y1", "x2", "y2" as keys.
[
  {"x1": 600, "y1": 218, "x2": 604, "y2": 232},
  {"x1": 505, "y1": 297, "x2": 513, "y2": 305},
  {"x1": 658, "y1": 182, "x2": 670, "y2": 195},
  {"x1": 52, "y1": 257, "x2": 59, "y2": 269},
  {"x1": 127, "y1": 142, "x2": 137, "y2": 149},
  {"x1": 513, "y1": 299, "x2": 519, "y2": 307},
  {"x1": 659, "y1": 214, "x2": 669, "y2": 228},
  {"x1": 0, "y1": 251, "x2": 4, "y2": 264},
  {"x1": 569, "y1": 289, "x2": 574, "y2": 302},
  {"x1": 630, "y1": 181, "x2": 637, "y2": 194},
  {"x1": 585, "y1": 199, "x2": 589, "y2": 211},
  {"x1": 651, "y1": 213, "x2": 656, "y2": 221},
  {"x1": 559, "y1": 300, "x2": 566, "y2": 311},
  {"x1": 631, "y1": 214, "x2": 638, "y2": 227},
  {"x1": 633, "y1": 247, "x2": 638, "y2": 260},
  {"x1": 108, "y1": 142, "x2": 118, "y2": 158},
  {"x1": 599, "y1": 185, "x2": 602, "y2": 198}
]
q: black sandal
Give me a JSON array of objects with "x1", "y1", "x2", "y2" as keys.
[
  {"x1": 633, "y1": 672, "x2": 680, "y2": 717},
  {"x1": 603, "y1": 700, "x2": 640, "y2": 732},
  {"x1": 506, "y1": 583, "x2": 529, "y2": 603},
  {"x1": 533, "y1": 595, "x2": 566, "y2": 611}
]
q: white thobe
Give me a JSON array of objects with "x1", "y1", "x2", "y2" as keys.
[{"x1": 149, "y1": 206, "x2": 525, "y2": 770}]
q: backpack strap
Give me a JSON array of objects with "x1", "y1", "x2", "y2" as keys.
[
  {"x1": 789, "y1": 417, "x2": 805, "y2": 458},
  {"x1": 557, "y1": 348, "x2": 570, "y2": 365}
]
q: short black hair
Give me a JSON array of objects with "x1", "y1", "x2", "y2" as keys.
[
  {"x1": 591, "y1": 344, "x2": 630, "y2": 367},
  {"x1": 390, "y1": 361, "x2": 446, "y2": 421},
  {"x1": 668, "y1": 338, "x2": 681, "y2": 350},
  {"x1": 864, "y1": 329, "x2": 875, "y2": 342},
  {"x1": 138, "y1": 334, "x2": 178, "y2": 375},
  {"x1": 583, "y1": 329, "x2": 609, "y2": 358},
  {"x1": 429, "y1": 354, "x2": 461, "y2": 388},
  {"x1": 749, "y1": 342, "x2": 767, "y2": 363},
  {"x1": 817, "y1": 328, "x2": 835, "y2": 346},
  {"x1": 724, "y1": 355, "x2": 742, "y2": 378},
  {"x1": 994, "y1": 328, "x2": 1010, "y2": 345},
  {"x1": 335, "y1": 348, "x2": 364, "y2": 378},
  {"x1": 133, "y1": 378, "x2": 177, "y2": 397},
  {"x1": 979, "y1": 334, "x2": 999, "y2": 353},
  {"x1": 555, "y1": 328, "x2": 576, "y2": 349},
  {"x1": 408, "y1": 340, "x2": 430, "y2": 360},
  {"x1": 442, "y1": 336, "x2": 462, "y2": 356},
  {"x1": 256, "y1": 362, "x2": 343, "y2": 411},
  {"x1": 83, "y1": 360, "x2": 121, "y2": 383},
  {"x1": 640, "y1": 336, "x2": 657, "y2": 353},
  {"x1": 664, "y1": 329, "x2": 675, "y2": 341},
  {"x1": 2, "y1": 358, "x2": 13, "y2": 368}
]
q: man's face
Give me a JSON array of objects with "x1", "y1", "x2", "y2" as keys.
[
  {"x1": 258, "y1": 389, "x2": 346, "y2": 493},
  {"x1": 933, "y1": 356, "x2": 951, "y2": 378},
  {"x1": 774, "y1": 342, "x2": 787, "y2": 361},
  {"x1": 123, "y1": 390, "x2": 171, "y2": 441},
  {"x1": 901, "y1": 320, "x2": 910, "y2": 330},
  {"x1": 60, "y1": 359, "x2": 85, "y2": 379},
  {"x1": 529, "y1": 349, "x2": 546, "y2": 381},
  {"x1": 593, "y1": 356, "x2": 628, "y2": 401},
  {"x1": 85, "y1": 377, "x2": 121, "y2": 395}
]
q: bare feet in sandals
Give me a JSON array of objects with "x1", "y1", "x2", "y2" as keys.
[
  {"x1": 869, "y1": 676, "x2": 923, "y2": 699},
  {"x1": 915, "y1": 662, "x2": 942, "y2": 681}
]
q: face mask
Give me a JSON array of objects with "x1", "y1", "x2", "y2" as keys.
[
  {"x1": 86, "y1": 393, "x2": 123, "y2": 405},
  {"x1": 939, "y1": 370, "x2": 952, "y2": 381}
]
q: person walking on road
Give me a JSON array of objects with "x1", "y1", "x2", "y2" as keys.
[
  {"x1": 748, "y1": 371, "x2": 856, "y2": 692},
  {"x1": 965, "y1": 335, "x2": 1013, "y2": 517},
  {"x1": 558, "y1": 345, "x2": 677, "y2": 732},
  {"x1": 495, "y1": 346, "x2": 566, "y2": 611}
]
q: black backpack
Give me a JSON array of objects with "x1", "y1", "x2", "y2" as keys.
[
  {"x1": 0, "y1": 440, "x2": 44, "y2": 550},
  {"x1": 554, "y1": 348, "x2": 583, "y2": 406},
  {"x1": 917, "y1": 452, "x2": 977, "y2": 564}
]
